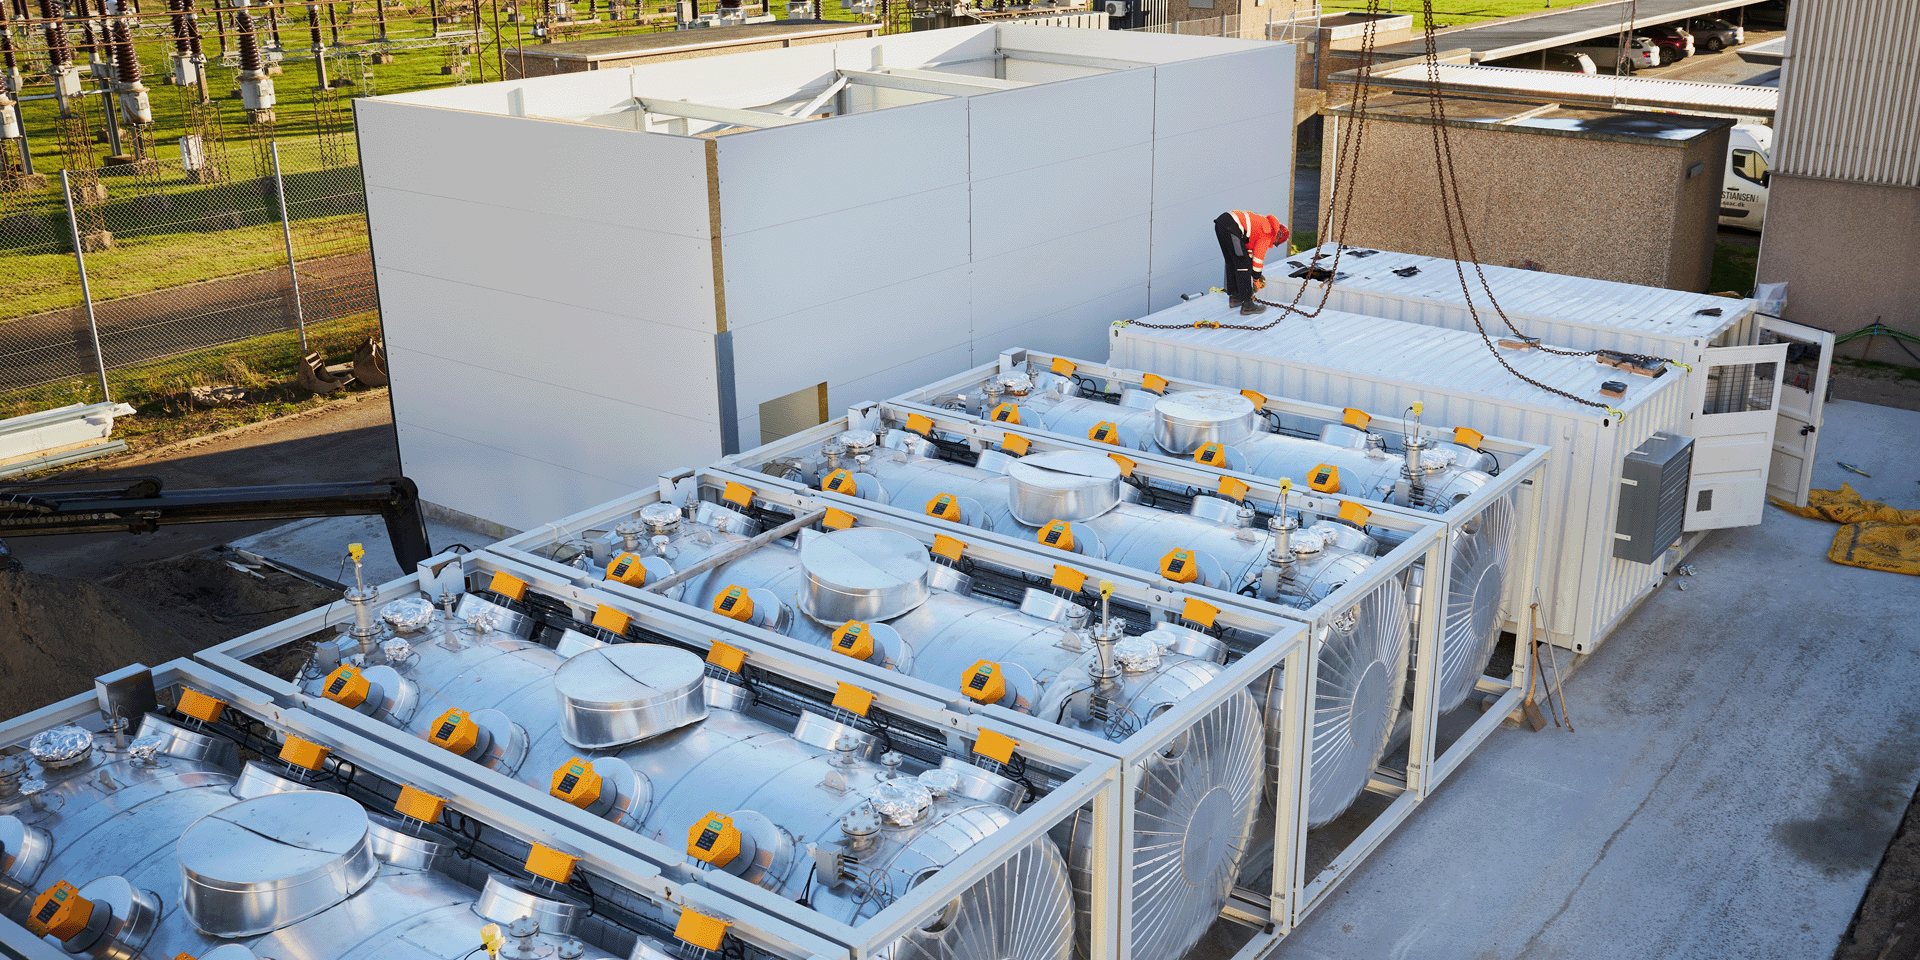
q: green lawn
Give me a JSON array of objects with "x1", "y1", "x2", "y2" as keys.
[
  {"x1": 1317, "y1": 0, "x2": 1610, "y2": 32},
  {"x1": 1709, "y1": 242, "x2": 1758, "y2": 297}
]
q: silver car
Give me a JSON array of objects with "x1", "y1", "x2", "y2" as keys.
[{"x1": 1687, "y1": 17, "x2": 1744, "y2": 51}]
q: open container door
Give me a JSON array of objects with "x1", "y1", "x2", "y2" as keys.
[
  {"x1": 1758, "y1": 316, "x2": 1835, "y2": 508},
  {"x1": 1683, "y1": 341, "x2": 1788, "y2": 531}
]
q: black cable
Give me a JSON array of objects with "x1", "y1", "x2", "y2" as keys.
[{"x1": 797, "y1": 862, "x2": 819, "y2": 907}]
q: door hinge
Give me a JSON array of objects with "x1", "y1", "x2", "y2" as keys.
[{"x1": 1800, "y1": 425, "x2": 1816, "y2": 436}]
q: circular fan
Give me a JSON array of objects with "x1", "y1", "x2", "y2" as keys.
[
  {"x1": 892, "y1": 829, "x2": 1076, "y2": 960},
  {"x1": 1267, "y1": 575, "x2": 1410, "y2": 828},
  {"x1": 1437, "y1": 491, "x2": 1517, "y2": 712},
  {"x1": 1053, "y1": 688, "x2": 1264, "y2": 960}
]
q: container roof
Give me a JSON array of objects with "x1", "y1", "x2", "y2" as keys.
[
  {"x1": 1118, "y1": 294, "x2": 1676, "y2": 418},
  {"x1": 1292, "y1": 243, "x2": 1757, "y2": 342}
]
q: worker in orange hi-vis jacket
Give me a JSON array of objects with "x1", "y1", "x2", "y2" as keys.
[{"x1": 1214, "y1": 211, "x2": 1289, "y2": 316}]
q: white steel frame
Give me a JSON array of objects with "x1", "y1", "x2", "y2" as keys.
[
  {"x1": 0, "y1": 657, "x2": 846, "y2": 960},
  {"x1": 198, "y1": 551, "x2": 1128, "y2": 960},
  {"x1": 886, "y1": 348, "x2": 1551, "y2": 791}
]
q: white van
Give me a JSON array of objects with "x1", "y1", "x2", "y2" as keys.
[
  {"x1": 1563, "y1": 37, "x2": 1662, "y2": 73},
  {"x1": 1721, "y1": 123, "x2": 1771, "y2": 231}
]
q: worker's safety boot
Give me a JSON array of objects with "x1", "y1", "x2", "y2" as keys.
[{"x1": 1240, "y1": 300, "x2": 1267, "y2": 316}]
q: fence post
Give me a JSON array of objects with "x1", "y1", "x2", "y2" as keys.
[
  {"x1": 60, "y1": 170, "x2": 112, "y2": 404},
  {"x1": 271, "y1": 141, "x2": 309, "y2": 351}
]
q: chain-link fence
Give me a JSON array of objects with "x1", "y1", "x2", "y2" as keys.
[{"x1": 0, "y1": 126, "x2": 377, "y2": 418}]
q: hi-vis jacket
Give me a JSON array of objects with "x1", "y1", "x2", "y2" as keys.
[{"x1": 1229, "y1": 210, "x2": 1288, "y2": 274}]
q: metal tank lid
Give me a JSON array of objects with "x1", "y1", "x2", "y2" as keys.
[
  {"x1": 178, "y1": 790, "x2": 377, "y2": 937},
  {"x1": 28, "y1": 726, "x2": 93, "y2": 767},
  {"x1": 799, "y1": 528, "x2": 931, "y2": 623},
  {"x1": 554, "y1": 645, "x2": 707, "y2": 750},
  {"x1": 1004, "y1": 450, "x2": 1124, "y2": 526},
  {"x1": 1153, "y1": 390, "x2": 1259, "y2": 454}
]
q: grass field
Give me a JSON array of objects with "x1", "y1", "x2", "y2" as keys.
[{"x1": 1317, "y1": 0, "x2": 1609, "y2": 32}]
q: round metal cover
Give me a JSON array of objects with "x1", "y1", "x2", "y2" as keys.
[
  {"x1": 0, "y1": 815, "x2": 50, "y2": 883},
  {"x1": 1005, "y1": 452, "x2": 1123, "y2": 526},
  {"x1": 178, "y1": 790, "x2": 377, "y2": 937},
  {"x1": 28, "y1": 726, "x2": 92, "y2": 767},
  {"x1": 380, "y1": 597, "x2": 435, "y2": 634},
  {"x1": 1437, "y1": 493, "x2": 1515, "y2": 712},
  {"x1": 1152, "y1": 391, "x2": 1258, "y2": 455},
  {"x1": 554, "y1": 645, "x2": 707, "y2": 750},
  {"x1": 799, "y1": 529, "x2": 931, "y2": 623}
]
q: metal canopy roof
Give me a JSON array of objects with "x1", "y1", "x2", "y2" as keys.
[
  {"x1": 1352, "y1": 62, "x2": 1778, "y2": 119},
  {"x1": 1373, "y1": 0, "x2": 1772, "y2": 62}
]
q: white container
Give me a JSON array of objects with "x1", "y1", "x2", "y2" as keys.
[
  {"x1": 1272, "y1": 244, "x2": 1836, "y2": 514},
  {"x1": 1111, "y1": 296, "x2": 1687, "y2": 655}
]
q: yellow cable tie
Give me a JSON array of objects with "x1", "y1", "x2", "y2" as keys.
[{"x1": 1670, "y1": 360, "x2": 1693, "y2": 372}]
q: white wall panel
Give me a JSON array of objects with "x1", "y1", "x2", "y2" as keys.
[
  {"x1": 355, "y1": 100, "x2": 710, "y2": 235},
  {"x1": 970, "y1": 143, "x2": 1152, "y2": 256},
  {"x1": 966, "y1": 69, "x2": 1155, "y2": 180},
  {"x1": 713, "y1": 98, "x2": 970, "y2": 234},
  {"x1": 995, "y1": 22, "x2": 1265, "y2": 64},
  {"x1": 1147, "y1": 260, "x2": 1221, "y2": 313},
  {"x1": 395, "y1": 421, "x2": 640, "y2": 532},
  {"x1": 1003, "y1": 58, "x2": 1107, "y2": 83},
  {"x1": 828, "y1": 341, "x2": 975, "y2": 412},
  {"x1": 388, "y1": 345, "x2": 722, "y2": 526},
  {"x1": 1148, "y1": 174, "x2": 1291, "y2": 276},
  {"x1": 829, "y1": 25, "x2": 999, "y2": 70},
  {"x1": 373, "y1": 267, "x2": 719, "y2": 423},
  {"x1": 1152, "y1": 47, "x2": 1292, "y2": 138},
  {"x1": 976, "y1": 283, "x2": 1144, "y2": 361},
  {"x1": 721, "y1": 184, "x2": 971, "y2": 330},
  {"x1": 366, "y1": 186, "x2": 716, "y2": 333},
  {"x1": 731, "y1": 264, "x2": 973, "y2": 416},
  {"x1": 1149, "y1": 120, "x2": 1291, "y2": 209},
  {"x1": 971, "y1": 214, "x2": 1150, "y2": 330},
  {"x1": 622, "y1": 47, "x2": 841, "y2": 109}
]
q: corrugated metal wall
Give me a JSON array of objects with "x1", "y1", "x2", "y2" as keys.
[{"x1": 1772, "y1": 0, "x2": 1920, "y2": 187}]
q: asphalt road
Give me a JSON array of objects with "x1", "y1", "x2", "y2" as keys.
[
  {"x1": 0, "y1": 253, "x2": 376, "y2": 393},
  {"x1": 2, "y1": 390, "x2": 401, "y2": 580}
]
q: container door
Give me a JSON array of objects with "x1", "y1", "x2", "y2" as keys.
[
  {"x1": 1682, "y1": 341, "x2": 1787, "y2": 531},
  {"x1": 1758, "y1": 316, "x2": 1834, "y2": 507}
]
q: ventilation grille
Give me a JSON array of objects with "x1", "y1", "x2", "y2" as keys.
[{"x1": 1613, "y1": 432, "x2": 1694, "y2": 564}]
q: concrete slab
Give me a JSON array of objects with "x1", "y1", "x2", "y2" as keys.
[
  {"x1": 225, "y1": 513, "x2": 495, "y2": 587},
  {"x1": 1268, "y1": 399, "x2": 1920, "y2": 960}
]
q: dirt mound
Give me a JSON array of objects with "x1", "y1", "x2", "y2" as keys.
[{"x1": 0, "y1": 555, "x2": 337, "y2": 717}]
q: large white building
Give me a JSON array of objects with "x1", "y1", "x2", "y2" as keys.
[{"x1": 356, "y1": 25, "x2": 1295, "y2": 530}]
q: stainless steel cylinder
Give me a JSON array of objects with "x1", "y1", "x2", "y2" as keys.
[
  {"x1": 799, "y1": 528, "x2": 931, "y2": 623},
  {"x1": 554, "y1": 645, "x2": 707, "y2": 749},
  {"x1": 1152, "y1": 391, "x2": 1260, "y2": 454},
  {"x1": 1005, "y1": 451, "x2": 1124, "y2": 526}
]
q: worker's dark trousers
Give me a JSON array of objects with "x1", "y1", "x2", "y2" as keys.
[{"x1": 1214, "y1": 213, "x2": 1255, "y2": 303}]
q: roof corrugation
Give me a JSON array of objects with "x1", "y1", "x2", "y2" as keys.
[
  {"x1": 1119, "y1": 295, "x2": 1674, "y2": 417},
  {"x1": 1365, "y1": 62, "x2": 1778, "y2": 118},
  {"x1": 1290, "y1": 243, "x2": 1755, "y2": 341}
]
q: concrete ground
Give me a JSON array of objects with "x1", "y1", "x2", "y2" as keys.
[
  {"x1": 226, "y1": 512, "x2": 494, "y2": 587},
  {"x1": 1269, "y1": 398, "x2": 1920, "y2": 959}
]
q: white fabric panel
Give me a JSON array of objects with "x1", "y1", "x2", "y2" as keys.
[
  {"x1": 366, "y1": 185, "x2": 715, "y2": 333},
  {"x1": 731, "y1": 264, "x2": 973, "y2": 415},
  {"x1": 966, "y1": 68, "x2": 1155, "y2": 180},
  {"x1": 714, "y1": 98, "x2": 970, "y2": 234},
  {"x1": 1151, "y1": 47, "x2": 1292, "y2": 138},
  {"x1": 388, "y1": 345, "x2": 721, "y2": 528},
  {"x1": 355, "y1": 100, "x2": 710, "y2": 236},
  {"x1": 372, "y1": 267, "x2": 718, "y2": 423},
  {"x1": 970, "y1": 143, "x2": 1152, "y2": 256},
  {"x1": 722, "y1": 183, "x2": 971, "y2": 330}
]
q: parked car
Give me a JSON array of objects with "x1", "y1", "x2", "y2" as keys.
[
  {"x1": 1634, "y1": 24, "x2": 1696, "y2": 64},
  {"x1": 1487, "y1": 50, "x2": 1597, "y2": 74},
  {"x1": 1721, "y1": 123, "x2": 1772, "y2": 231},
  {"x1": 1563, "y1": 37, "x2": 1662, "y2": 73},
  {"x1": 1687, "y1": 17, "x2": 1744, "y2": 51}
]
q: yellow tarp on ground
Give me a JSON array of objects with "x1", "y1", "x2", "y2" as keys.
[{"x1": 1770, "y1": 484, "x2": 1920, "y2": 576}]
